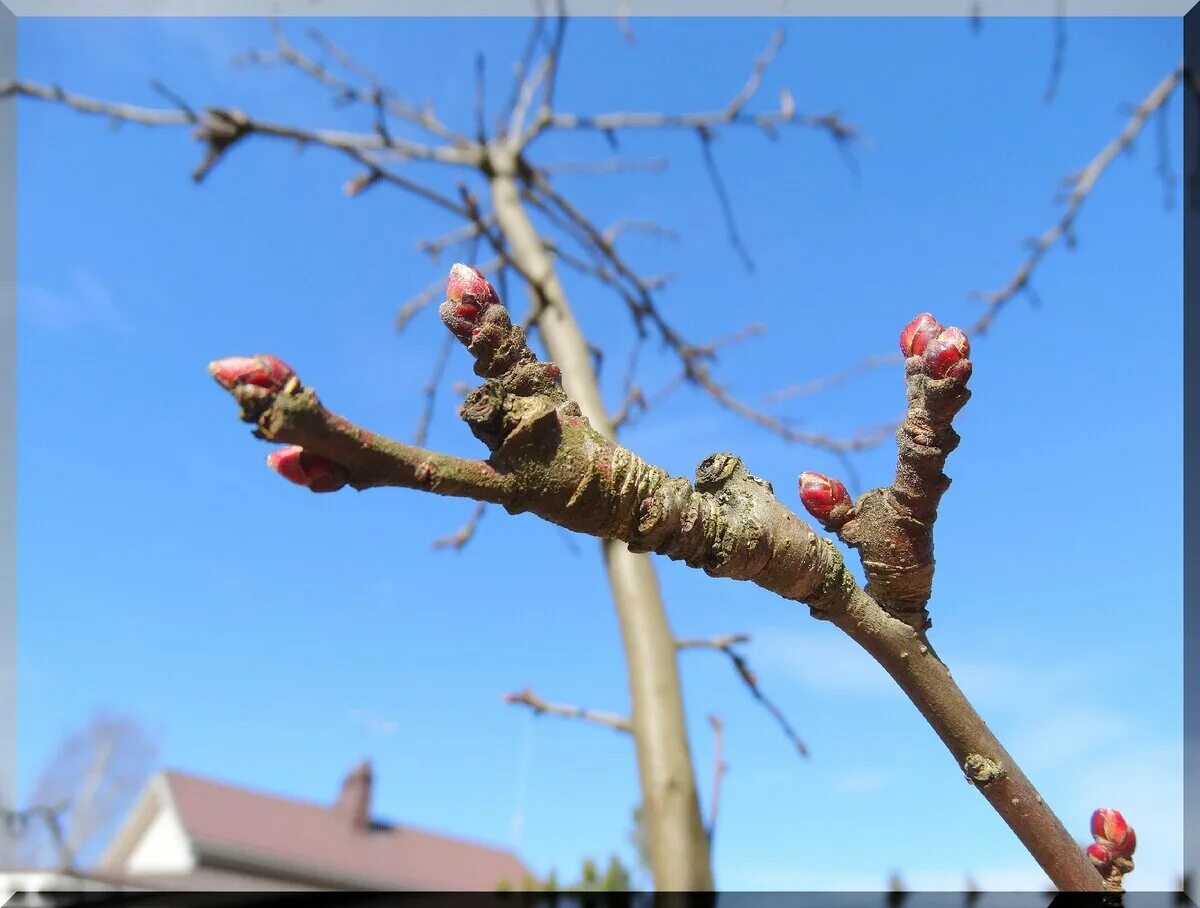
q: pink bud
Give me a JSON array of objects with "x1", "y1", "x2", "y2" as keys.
[
  {"x1": 442, "y1": 263, "x2": 500, "y2": 343},
  {"x1": 899, "y1": 313, "x2": 943, "y2": 357},
  {"x1": 923, "y1": 327, "x2": 971, "y2": 380},
  {"x1": 798, "y1": 471, "x2": 852, "y2": 524},
  {"x1": 1091, "y1": 809, "x2": 1135, "y2": 857},
  {"x1": 208, "y1": 354, "x2": 295, "y2": 393},
  {"x1": 1087, "y1": 841, "x2": 1116, "y2": 869},
  {"x1": 266, "y1": 445, "x2": 346, "y2": 493}
]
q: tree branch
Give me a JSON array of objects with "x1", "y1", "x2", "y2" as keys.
[
  {"x1": 676, "y1": 633, "x2": 809, "y2": 758},
  {"x1": 705, "y1": 714, "x2": 727, "y2": 843},
  {"x1": 208, "y1": 268, "x2": 1107, "y2": 892},
  {"x1": 524, "y1": 28, "x2": 856, "y2": 148},
  {"x1": 431, "y1": 502, "x2": 488, "y2": 551},
  {"x1": 503, "y1": 688, "x2": 632, "y2": 734},
  {"x1": 801, "y1": 316, "x2": 972, "y2": 632},
  {"x1": 765, "y1": 62, "x2": 1184, "y2": 406}
]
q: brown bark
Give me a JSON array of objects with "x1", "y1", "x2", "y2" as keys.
[
  {"x1": 217, "y1": 287, "x2": 1106, "y2": 892},
  {"x1": 487, "y1": 156, "x2": 714, "y2": 891}
]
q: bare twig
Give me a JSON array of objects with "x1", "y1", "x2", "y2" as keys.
[
  {"x1": 1043, "y1": 0, "x2": 1067, "y2": 103},
  {"x1": 766, "y1": 63, "x2": 1184, "y2": 405},
  {"x1": 676, "y1": 634, "x2": 809, "y2": 758},
  {"x1": 696, "y1": 127, "x2": 755, "y2": 271},
  {"x1": 970, "y1": 64, "x2": 1182, "y2": 335},
  {"x1": 413, "y1": 333, "x2": 455, "y2": 447},
  {"x1": 706, "y1": 714, "x2": 727, "y2": 842},
  {"x1": 503, "y1": 688, "x2": 632, "y2": 734},
  {"x1": 541, "y1": 156, "x2": 669, "y2": 175},
  {"x1": 432, "y1": 502, "x2": 488, "y2": 551},
  {"x1": 525, "y1": 28, "x2": 856, "y2": 148}
]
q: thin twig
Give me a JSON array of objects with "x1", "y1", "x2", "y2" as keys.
[
  {"x1": 706, "y1": 714, "x2": 727, "y2": 843},
  {"x1": 970, "y1": 64, "x2": 1182, "y2": 335},
  {"x1": 502, "y1": 688, "x2": 632, "y2": 734},
  {"x1": 676, "y1": 634, "x2": 809, "y2": 757},
  {"x1": 413, "y1": 333, "x2": 455, "y2": 447},
  {"x1": 432, "y1": 502, "x2": 488, "y2": 551}
]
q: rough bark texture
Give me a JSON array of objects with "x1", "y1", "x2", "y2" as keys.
[
  {"x1": 218, "y1": 286, "x2": 1107, "y2": 892},
  {"x1": 488, "y1": 158, "x2": 714, "y2": 891},
  {"x1": 825, "y1": 353, "x2": 971, "y2": 631}
]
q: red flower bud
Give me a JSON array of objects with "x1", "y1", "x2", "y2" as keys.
[
  {"x1": 899, "y1": 313, "x2": 943, "y2": 357},
  {"x1": 1087, "y1": 841, "x2": 1116, "y2": 869},
  {"x1": 266, "y1": 445, "x2": 347, "y2": 493},
  {"x1": 923, "y1": 326, "x2": 971, "y2": 380},
  {"x1": 798, "y1": 471, "x2": 852, "y2": 524},
  {"x1": 442, "y1": 263, "x2": 500, "y2": 343},
  {"x1": 1091, "y1": 809, "x2": 1136, "y2": 857},
  {"x1": 208, "y1": 354, "x2": 296, "y2": 393}
]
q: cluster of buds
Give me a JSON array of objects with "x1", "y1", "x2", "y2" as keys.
[
  {"x1": 208, "y1": 353, "x2": 297, "y2": 394},
  {"x1": 798, "y1": 471, "x2": 854, "y2": 528},
  {"x1": 439, "y1": 263, "x2": 500, "y2": 344},
  {"x1": 899, "y1": 312, "x2": 972, "y2": 381},
  {"x1": 266, "y1": 445, "x2": 347, "y2": 494},
  {"x1": 208, "y1": 356, "x2": 350, "y2": 494},
  {"x1": 1087, "y1": 808, "x2": 1136, "y2": 889}
]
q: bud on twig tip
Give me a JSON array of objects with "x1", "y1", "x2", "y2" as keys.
[
  {"x1": 798, "y1": 471, "x2": 852, "y2": 525},
  {"x1": 899, "y1": 313, "x2": 942, "y2": 357},
  {"x1": 441, "y1": 263, "x2": 500, "y2": 344},
  {"x1": 208, "y1": 354, "x2": 296, "y2": 393},
  {"x1": 923, "y1": 326, "x2": 972, "y2": 380}
]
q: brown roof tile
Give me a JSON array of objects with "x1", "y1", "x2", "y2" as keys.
[{"x1": 162, "y1": 770, "x2": 530, "y2": 891}]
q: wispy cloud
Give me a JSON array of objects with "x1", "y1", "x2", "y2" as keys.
[
  {"x1": 751, "y1": 627, "x2": 895, "y2": 699},
  {"x1": 20, "y1": 268, "x2": 133, "y2": 336},
  {"x1": 346, "y1": 707, "x2": 399, "y2": 739}
]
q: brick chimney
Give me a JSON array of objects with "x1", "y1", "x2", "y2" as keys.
[{"x1": 334, "y1": 759, "x2": 373, "y2": 830}]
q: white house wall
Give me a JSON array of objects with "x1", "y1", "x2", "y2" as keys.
[{"x1": 122, "y1": 803, "x2": 195, "y2": 876}]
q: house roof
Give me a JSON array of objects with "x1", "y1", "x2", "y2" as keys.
[{"x1": 159, "y1": 770, "x2": 531, "y2": 891}]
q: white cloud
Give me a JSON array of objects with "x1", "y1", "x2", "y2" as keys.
[
  {"x1": 20, "y1": 269, "x2": 132, "y2": 336},
  {"x1": 750, "y1": 626, "x2": 895, "y2": 698},
  {"x1": 830, "y1": 767, "x2": 892, "y2": 797}
]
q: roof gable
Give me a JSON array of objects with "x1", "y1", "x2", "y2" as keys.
[{"x1": 161, "y1": 771, "x2": 530, "y2": 891}]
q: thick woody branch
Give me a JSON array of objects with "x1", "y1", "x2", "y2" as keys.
[
  {"x1": 502, "y1": 688, "x2": 631, "y2": 734},
  {"x1": 209, "y1": 270, "x2": 1107, "y2": 891},
  {"x1": 801, "y1": 316, "x2": 973, "y2": 631}
]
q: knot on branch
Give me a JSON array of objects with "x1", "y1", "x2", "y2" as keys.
[
  {"x1": 963, "y1": 753, "x2": 1006, "y2": 787},
  {"x1": 193, "y1": 108, "x2": 251, "y2": 182}
]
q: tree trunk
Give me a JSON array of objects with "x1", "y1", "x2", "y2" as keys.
[{"x1": 489, "y1": 164, "x2": 714, "y2": 891}]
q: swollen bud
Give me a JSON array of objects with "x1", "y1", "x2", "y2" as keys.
[
  {"x1": 266, "y1": 445, "x2": 347, "y2": 493},
  {"x1": 923, "y1": 326, "x2": 972, "y2": 380},
  {"x1": 1087, "y1": 841, "x2": 1116, "y2": 870},
  {"x1": 441, "y1": 263, "x2": 500, "y2": 343},
  {"x1": 208, "y1": 354, "x2": 296, "y2": 393},
  {"x1": 798, "y1": 471, "x2": 852, "y2": 525},
  {"x1": 899, "y1": 313, "x2": 943, "y2": 357},
  {"x1": 1091, "y1": 809, "x2": 1136, "y2": 857}
]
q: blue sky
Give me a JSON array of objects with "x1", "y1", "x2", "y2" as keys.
[{"x1": 13, "y1": 14, "x2": 1182, "y2": 891}]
